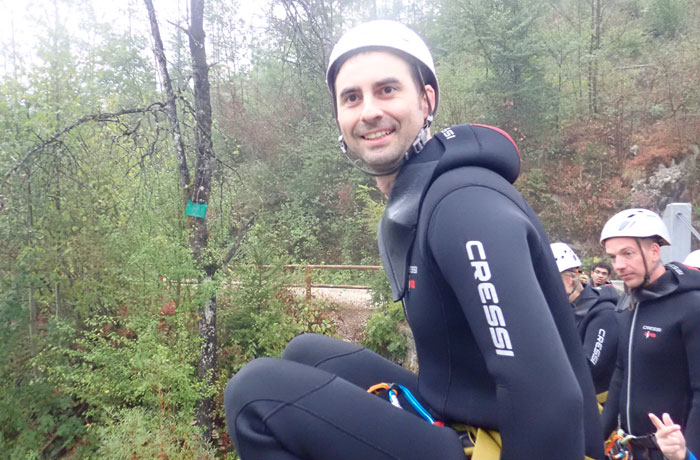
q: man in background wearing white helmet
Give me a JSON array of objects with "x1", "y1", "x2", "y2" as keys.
[
  {"x1": 684, "y1": 249, "x2": 700, "y2": 269},
  {"x1": 600, "y1": 208, "x2": 700, "y2": 460},
  {"x1": 551, "y1": 243, "x2": 619, "y2": 396},
  {"x1": 224, "y1": 20, "x2": 603, "y2": 460}
]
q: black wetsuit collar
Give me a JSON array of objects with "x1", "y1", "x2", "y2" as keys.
[{"x1": 378, "y1": 124, "x2": 521, "y2": 301}]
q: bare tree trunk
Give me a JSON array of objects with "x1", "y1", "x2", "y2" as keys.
[
  {"x1": 143, "y1": 0, "x2": 217, "y2": 440},
  {"x1": 143, "y1": 0, "x2": 191, "y2": 192},
  {"x1": 588, "y1": 0, "x2": 601, "y2": 115},
  {"x1": 27, "y1": 177, "x2": 39, "y2": 378},
  {"x1": 188, "y1": 0, "x2": 217, "y2": 439}
]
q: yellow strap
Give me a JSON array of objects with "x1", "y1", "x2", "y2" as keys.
[
  {"x1": 597, "y1": 391, "x2": 608, "y2": 414},
  {"x1": 458, "y1": 425, "x2": 598, "y2": 460},
  {"x1": 596, "y1": 391, "x2": 608, "y2": 404},
  {"x1": 470, "y1": 427, "x2": 502, "y2": 460}
]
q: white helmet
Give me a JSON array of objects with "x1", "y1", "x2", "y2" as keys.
[
  {"x1": 683, "y1": 250, "x2": 700, "y2": 268},
  {"x1": 326, "y1": 20, "x2": 439, "y2": 113},
  {"x1": 600, "y1": 208, "x2": 671, "y2": 246},
  {"x1": 551, "y1": 242, "x2": 582, "y2": 273}
]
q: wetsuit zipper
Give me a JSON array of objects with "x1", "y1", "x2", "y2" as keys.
[{"x1": 626, "y1": 303, "x2": 639, "y2": 435}]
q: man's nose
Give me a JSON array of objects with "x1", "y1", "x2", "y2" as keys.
[
  {"x1": 612, "y1": 260, "x2": 625, "y2": 273},
  {"x1": 360, "y1": 96, "x2": 383, "y2": 121}
]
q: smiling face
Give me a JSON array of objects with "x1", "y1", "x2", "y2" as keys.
[
  {"x1": 334, "y1": 51, "x2": 434, "y2": 176},
  {"x1": 604, "y1": 237, "x2": 661, "y2": 289}
]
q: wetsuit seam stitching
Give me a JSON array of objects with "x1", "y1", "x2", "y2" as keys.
[
  {"x1": 235, "y1": 375, "x2": 406, "y2": 460},
  {"x1": 428, "y1": 265, "x2": 454, "y2": 415},
  {"x1": 312, "y1": 347, "x2": 366, "y2": 368},
  {"x1": 262, "y1": 375, "x2": 338, "y2": 423}
]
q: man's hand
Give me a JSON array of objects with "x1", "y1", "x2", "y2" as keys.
[{"x1": 649, "y1": 412, "x2": 687, "y2": 460}]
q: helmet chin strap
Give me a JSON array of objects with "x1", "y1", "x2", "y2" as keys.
[
  {"x1": 339, "y1": 114, "x2": 433, "y2": 177},
  {"x1": 633, "y1": 237, "x2": 662, "y2": 291}
]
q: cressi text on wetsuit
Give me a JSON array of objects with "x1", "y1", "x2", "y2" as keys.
[{"x1": 573, "y1": 283, "x2": 620, "y2": 393}]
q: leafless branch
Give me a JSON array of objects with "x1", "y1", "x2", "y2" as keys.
[
  {"x1": 222, "y1": 214, "x2": 258, "y2": 267},
  {"x1": 2, "y1": 104, "x2": 166, "y2": 186}
]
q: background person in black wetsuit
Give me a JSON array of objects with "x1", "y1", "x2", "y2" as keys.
[
  {"x1": 590, "y1": 261, "x2": 614, "y2": 288},
  {"x1": 589, "y1": 260, "x2": 621, "y2": 307},
  {"x1": 551, "y1": 242, "x2": 619, "y2": 395},
  {"x1": 223, "y1": 20, "x2": 603, "y2": 460},
  {"x1": 600, "y1": 208, "x2": 700, "y2": 460}
]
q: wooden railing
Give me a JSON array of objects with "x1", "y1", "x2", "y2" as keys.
[{"x1": 280, "y1": 264, "x2": 382, "y2": 299}]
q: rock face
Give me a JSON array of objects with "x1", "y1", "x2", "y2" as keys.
[{"x1": 629, "y1": 147, "x2": 698, "y2": 210}]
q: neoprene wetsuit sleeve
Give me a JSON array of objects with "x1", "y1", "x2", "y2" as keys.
[
  {"x1": 601, "y1": 346, "x2": 625, "y2": 437},
  {"x1": 582, "y1": 308, "x2": 619, "y2": 393},
  {"x1": 681, "y1": 305, "x2": 700, "y2": 455},
  {"x1": 427, "y1": 187, "x2": 587, "y2": 460}
]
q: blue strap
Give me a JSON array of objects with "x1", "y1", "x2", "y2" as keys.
[{"x1": 394, "y1": 384, "x2": 436, "y2": 424}]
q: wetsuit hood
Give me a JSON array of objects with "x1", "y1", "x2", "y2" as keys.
[
  {"x1": 573, "y1": 283, "x2": 618, "y2": 319},
  {"x1": 632, "y1": 262, "x2": 700, "y2": 303},
  {"x1": 378, "y1": 124, "x2": 521, "y2": 300}
]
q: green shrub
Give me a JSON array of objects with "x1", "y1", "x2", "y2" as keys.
[
  {"x1": 91, "y1": 408, "x2": 222, "y2": 460},
  {"x1": 362, "y1": 301, "x2": 407, "y2": 363}
]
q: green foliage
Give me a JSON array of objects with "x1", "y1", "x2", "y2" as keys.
[
  {"x1": 362, "y1": 301, "x2": 408, "y2": 363},
  {"x1": 33, "y1": 307, "x2": 205, "y2": 419},
  {"x1": 519, "y1": 167, "x2": 554, "y2": 214},
  {"x1": 435, "y1": 0, "x2": 556, "y2": 137},
  {"x1": 361, "y1": 259, "x2": 407, "y2": 363},
  {"x1": 91, "y1": 408, "x2": 220, "y2": 460},
  {"x1": 218, "y1": 235, "x2": 338, "y2": 374},
  {"x1": 644, "y1": 0, "x2": 688, "y2": 38},
  {"x1": 0, "y1": 378, "x2": 84, "y2": 459}
]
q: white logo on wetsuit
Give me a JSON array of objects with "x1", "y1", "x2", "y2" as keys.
[
  {"x1": 591, "y1": 329, "x2": 606, "y2": 365},
  {"x1": 441, "y1": 127, "x2": 456, "y2": 139},
  {"x1": 466, "y1": 241, "x2": 515, "y2": 357}
]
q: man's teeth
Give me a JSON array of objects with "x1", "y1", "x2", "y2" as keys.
[{"x1": 364, "y1": 130, "x2": 391, "y2": 140}]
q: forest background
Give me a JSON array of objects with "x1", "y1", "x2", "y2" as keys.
[{"x1": 1, "y1": 0, "x2": 699, "y2": 458}]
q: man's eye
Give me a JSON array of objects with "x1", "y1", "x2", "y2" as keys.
[
  {"x1": 381, "y1": 86, "x2": 396, "y2": 95},
  {"x1": 345, "y1": 94, "x2": 359, "y2": 103}
]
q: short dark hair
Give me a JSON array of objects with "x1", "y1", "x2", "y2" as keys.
[{"x1": 592, "y1": 261, "x2": 612, "y2": 274}]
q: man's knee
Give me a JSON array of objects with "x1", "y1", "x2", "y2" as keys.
[
  {"x1": 224, "y1": 357, "x2": 279, "y2": 414},
  {"x1": 283, "y1": 333, "x2": 362, "y2": 366}
]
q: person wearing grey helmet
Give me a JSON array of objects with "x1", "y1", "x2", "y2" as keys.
[{"x1": 223, "y1": 20, "x2": 603, "y2": 460}]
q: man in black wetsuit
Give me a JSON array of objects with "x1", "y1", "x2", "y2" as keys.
[
  {"x1": 591, "y1": 261, "x2": 614, "y2": 288},
  {"x1": 600, "y1": 208, "x2": 700, "y2": 460},
  {"x1": 551, "y1": 242, "x2": 618, "y2": 395},
  {"x1": 224, "y1": 20, "x2": 603, "y2": 460}
]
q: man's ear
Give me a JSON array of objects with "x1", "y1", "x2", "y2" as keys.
[
  {"x1": 648, "y1": 241, "x2": 662, "y2": 263},
  {"x1": 422, "y1": 84, "x2": 436, "y2": 118}
]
